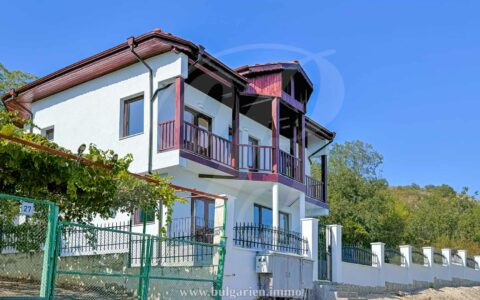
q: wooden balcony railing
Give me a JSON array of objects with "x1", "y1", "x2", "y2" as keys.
[
  {"x1": 183, "y1": 121, "x2": 233, "y2": 167},
  {"x1": 158, "y1": 121, "x2": 322, "y2": 190},
  {"x1": 305, "y1": 175, "x2": 324, "y2": 201},
  {"x1": 278, "y1": 150, "x2": 302, "y2": 182},
  {"x1": 238, "y1": 144, "x2": 273, "y2": 172},
  {"x1": 158, "y1": 120, "x2": 176, "y2": 151}
]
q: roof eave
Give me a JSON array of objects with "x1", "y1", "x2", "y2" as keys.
[
  {"x1": 1, "y1": 30, "x2": 247, "y2": 103},
  {"x1": 305, "y1": 117, "x2": 336, "y2": 140}
]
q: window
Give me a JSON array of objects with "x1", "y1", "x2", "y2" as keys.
[
  {"x1": 43, "y1": 127, "x2": 54, "y2": 141},
  {"x1": 247, "y1": 136, "x2": 259, "y2": 170},
  {"x1": 191, "y1": 197, "x2": 215, "y2": 243},
  {"x1": 253, "y1": 204, "x2": 289, "y2": 231},
  {"x1": 134, "y1": 208, "x2": 155, "y2": 225},
  {"x1": 122, "y1": 96, "x2": 144, "y2": 137}
]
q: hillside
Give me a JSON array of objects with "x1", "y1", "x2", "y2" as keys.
[{"x1": 318, "y1": 141, "x2": 480, "y2": 254}]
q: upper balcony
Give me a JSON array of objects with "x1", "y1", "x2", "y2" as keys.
[{"x1": 158, "y1": 118, "x2": 327, "y2": 204}]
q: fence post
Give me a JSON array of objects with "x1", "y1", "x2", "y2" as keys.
[
  {"x1": 400, "y1": 245, "x2": 413, "y2": 284},
  {"x1": 371, "y1": 242, "x2": 385, "y2": 287},
  {"x1": 457, "y1": 250, "x2": 467, "y2": 267},
  {"x1": 423, "y1": 247, "x2": 434, "y2": 267},
  {"x1": 326, "y1": 224, "x2": 342, "y2": 283},
  {"x1": 474, "y1": 256, "x2": 480, "y2": 271},
  {"x1": 442, "y1": 248, "x2": 452, "y2": 280},
  {"x1": 213, "y1": 195, "x2": 228, "y2": 299},
  {"x1": 301, "y1": 218, "x2": 318, "y2": 281},
  {"x1": 40, "y1": 202, "x2": 59, "y2": 298},
  {"x1": 423, "y1": 246, "x2": 435, "y2": 283}
]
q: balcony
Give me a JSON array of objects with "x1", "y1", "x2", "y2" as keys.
[
  {"x1": 167, "y1": 216, "x2": 215, "y2": 244},
  {"x1": 158, "y1": 120, "x2": 326, "y2": 203},
  {"x1": 233, "y1": 223, "x2": 308, "y2": 255}
]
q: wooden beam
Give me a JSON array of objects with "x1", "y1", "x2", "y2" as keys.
[
  {"x1": 174, "y1": 76, "x2": 184, "y2": 149},
  {"x1": 189, "y1": 59, "x2": 232, "y2": 87},
  {"x1": 241, "y1": 97, "x2": 273, "y2": 108},
  {"x1": 0, "y1": 132, "x2": 227, "y2": 200},
  {"x1": 198, "y1": 174, "x2": 237, "y2": 179}
]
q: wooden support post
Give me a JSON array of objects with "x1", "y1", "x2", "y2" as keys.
[
  {"x1": 298, "y1": 114, "x2": 305, "y2": 182},
  {"x1": 231, "y1": 88, "x2": 240, "y2": 169},
  {"x1": 321, "y1": 154, "x2": 328, "y2": 202},
  {"x1": 174, "y1": 77, "x2": 185, "y2": 149},
  {"x1": 271, "y1": 97, "x2": 280, "y2": 173}
]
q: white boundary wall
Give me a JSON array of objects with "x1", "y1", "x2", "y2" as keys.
[{"x1": 326, "y1": 225, "x2": 480, "y2": 288}]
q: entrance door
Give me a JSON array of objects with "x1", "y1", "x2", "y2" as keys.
[{"x1": 191, "y1": 197, "x2": 215, "y2": 243}]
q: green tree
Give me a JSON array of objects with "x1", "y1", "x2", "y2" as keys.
[
  {"x1": 318, "y1": 140, "x2": 480, "y2": 254},
  {"x1": 0, "y1": 63, "x2": 37, "y2": 110},
  {"x1": 319, "y1": 141, "x2": 407, "y2": 247}
]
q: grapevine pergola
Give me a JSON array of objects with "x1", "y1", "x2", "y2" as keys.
[{"x1": 0, "y1": 111, "x2": 226, "y2": 227}]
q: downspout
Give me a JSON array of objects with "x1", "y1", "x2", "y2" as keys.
[
  {"x1": 308, "y1": 139, "x2": 333, "y2": 165},
  {"x1": 128, "y1": 37, "x2": 154, "y2": 174},
  {"x1": 128, "y1": 38, "x2": 205, "y2": 175}
]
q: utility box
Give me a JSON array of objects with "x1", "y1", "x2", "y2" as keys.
[{"x1": 256, "y1": 251, "x2": 313, "y2": 298}]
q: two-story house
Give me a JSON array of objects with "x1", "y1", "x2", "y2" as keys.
[{"x1": 2, "y1": 29, "x2": 335, "y2": 295}]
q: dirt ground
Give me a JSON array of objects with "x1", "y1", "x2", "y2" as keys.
[{"x1": 366, "y1": 286, "x2": 480, "y2": 300}]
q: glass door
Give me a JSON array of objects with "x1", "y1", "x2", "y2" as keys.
[
  {"x1": 192, "y1": 197, "x2": 215, "y2": 243},
  {"x1": 184, "y1": 107, "x2": 212, "y2": 157}
]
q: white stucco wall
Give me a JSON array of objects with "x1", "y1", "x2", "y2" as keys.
[
  {"x1": 28, "y1": 49, "x2": 324, "y2": 297},
  {"x1": 32, "y1": 52, "x2": 188, "y2": 174},
  {"x1": 341, "y1": 262, "x2": 382, "y2": 287}
]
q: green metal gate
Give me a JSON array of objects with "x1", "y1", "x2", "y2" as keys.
[
  {"x1": 52, "y1": 222, "x2": 226, "y2": 299},
  {"x1": 0, "y1": 193, "x2": 58, "y2": 299},
  {"x1": 0, "y1": 193, "x2": 227, "y2": 299},
  {"x1": 318, "y1": 222, "x2": 331, "y2": 281}
]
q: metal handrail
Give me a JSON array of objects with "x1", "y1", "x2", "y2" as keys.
[
  {"x1": 412, "y1": 249, "x2": 429, "y2": 265},
  {"x1": 384, "y1": 248, "x2": 406, "y2": 266},
  {"x1": 342, "y1": 245, "x2": 378, "y2": 266},
  {"x1": 434, "y1": 251, "x2": 447, "y2": 265},
  {"x1": 233, "y1": 223, "x2": 308, "y2": 255},
  {"x1": 305, "y1": 175, "x2": 324, "y2": 201}
]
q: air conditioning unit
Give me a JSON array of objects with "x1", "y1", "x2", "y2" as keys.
[{"x1": 256, "y1": 252, "x2": 313, "y2": 298}]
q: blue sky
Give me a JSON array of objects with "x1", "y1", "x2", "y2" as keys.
[{"x1": 2, "y1": 1, "x2": 480, "y2": 193}]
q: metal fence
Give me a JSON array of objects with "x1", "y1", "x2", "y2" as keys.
[
  {"x1": 342, "y1": 245, "x2": 379, "y2": 266},
  {"x1": 0, "y1": 193, "x2": 58, "y2": 299},
  {"x1": 467, "y1": 256, "x2": 479, "y2": 270},
  {"x1": 434, "y1": 251, "x2": 447, "y2": 265},
  {"x1": 54, "y1": 221, "x2": 225, "y2": 299},
  {"x1": 0, "y1": 193, "x2": 226, "y2": 300},
  {"x1": 233, "y1": 223, "x2": 308, "y2": 255},
  {"x1": 384, "y1": 248, "x2": 406, "y2": 266},
  {"x1": 412, "y1": 249, "x2": 429, "y2": 265},
  {"x1": 168, "y1": 216, "x2": 215, "y2": 243},
  {"x1": 451, "y1": 250, "x2": 463, "y2": 266},
  {"x1": 318, "y1": 223, "x2": 331, "y2": 281}
]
